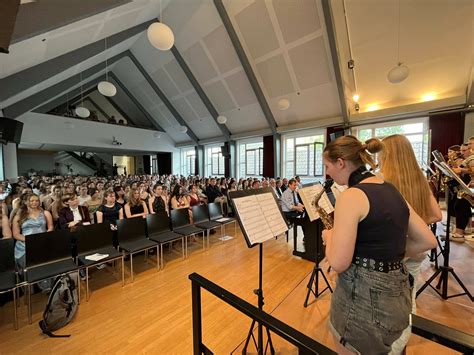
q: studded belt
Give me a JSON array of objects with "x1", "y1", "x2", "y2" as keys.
[{"x1": 353, "y1": 256, "x2": 403, "y2": 273}]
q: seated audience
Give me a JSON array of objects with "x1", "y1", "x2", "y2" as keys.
[
  {"x1": 97, "y1": 190, "x2": 124, "y2": 229},
  {"x1": 58, "y1": 193, "x2": 91, "y2": 230},
  {"x1": 85, "y1": 188, "x2": 102, "y2": 222},
  {"x1": 148, "y1": 183, "x2": 168, "y2": 215},
  {"x1": 125, "y1": 188, "x2": 149, "y2": 218}
]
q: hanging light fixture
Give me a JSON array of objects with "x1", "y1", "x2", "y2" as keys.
[
  {"x1": 387, "y1": 0, "x2": 409, "y2": 84},
  {"x1": 75, "y1": 72, "x2": 90, "y2": 118},
  {"x1": 179, "y1": 125, "x2": 188, "y2": 133},
  {"x1": 277, "y1": 98, "x2": 290, "y2": 110},
  {"x1": 147, "y1": 0, "x2": 174, "y2": 51},
  {"x1": 217, "y1": 115, "x2": 227, "y2": 124},
  {"x1": 98, "y1": 37, "x2": 117, "y2": 97}
]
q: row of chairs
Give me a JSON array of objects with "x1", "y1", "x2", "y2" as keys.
[{"x1": 0, "y1": 203, "x2": 236, "y2": 329}]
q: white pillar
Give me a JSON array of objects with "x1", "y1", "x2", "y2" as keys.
[{"x1": 3, "y1": 143, "x2": 18, "y2": 181}]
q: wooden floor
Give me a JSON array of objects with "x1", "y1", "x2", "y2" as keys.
[{"x1": 0, "y1": 223, "x2": 472, "y2": 354}]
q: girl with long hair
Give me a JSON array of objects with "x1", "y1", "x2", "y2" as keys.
[{"x1": 124, "y1": 188, "x2": 149, "y2": 218}]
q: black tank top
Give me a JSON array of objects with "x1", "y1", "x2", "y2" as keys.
[
  {"x1": 152, "y1": 196, "x2": 166, "y2": 214},
  {"x1": 352, "y1": 182, "x2": 409, "y2": 262}
]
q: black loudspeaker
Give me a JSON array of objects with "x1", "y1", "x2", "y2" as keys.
[
  {"x1": 0, "y1": 117, "x2": 23, "y2": 144},
  {"x1": 0, "y1": 0, "x2": 21, "y2": 54},
  {"x1": 221, "y1": 144, "x2": 230, "y2": 158}
]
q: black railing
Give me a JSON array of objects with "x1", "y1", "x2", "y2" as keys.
[
  {"x1": 412, "y1": 314, "x2": 474, "y2": 353},
  {"x1": 189, "y1": 272, "x2": 336, "y2": 355}
]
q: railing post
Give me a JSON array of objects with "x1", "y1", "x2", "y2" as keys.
[{"x1": 191, "y1": 279, "x2": 203, "y2": 355}]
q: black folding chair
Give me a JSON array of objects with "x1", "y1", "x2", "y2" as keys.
[
  {"x1": 74, "y1": 223, "x2": 124, "y2": 301},
  {"x1": 208, "y1": 202, "x2": 237, "y2": 241},
  {"x1": 146, "y1": 212, "x2": 185, "y2": 269},
  {"x1": 192, "y1": 205, "x2": 222, "y2": 248},
  {"x1": 0, "y1": 238, "x2": 18, "y2": 329},
  {"x1": 170, "y1": 209, "x2": 205, "y2": 256},
  {"x1": 116, "y1": 218, "x2": 158, "y2": 282},
  {"x1": 24, "y1": 230, "x2": 78, "y2": 324}
]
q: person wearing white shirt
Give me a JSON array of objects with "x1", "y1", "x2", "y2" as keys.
[{"x1": 280, "y1": 178, "x2": 305, "y2": 218}]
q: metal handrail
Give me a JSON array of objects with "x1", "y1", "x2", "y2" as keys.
[{"x1": 189, "y1": 272, "x2": 336, "y2": 355}]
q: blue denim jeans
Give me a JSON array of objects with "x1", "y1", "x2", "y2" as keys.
[{"x1": 329, "y1": 263, "x2": 412, "y2": 354}]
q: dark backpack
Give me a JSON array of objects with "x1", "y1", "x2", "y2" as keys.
[{"x1": 39, "y1": 273, "x2": 78, "y2": 338}]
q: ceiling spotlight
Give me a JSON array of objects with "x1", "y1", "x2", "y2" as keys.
[
  {"x1": 98, "y1": 81, "x2": 117, "y2": 97},
  {"x1": 147, "y1": 22, "x2": 175, "y2": 51},
  {"x1": 366, "y1": 104, "x2": 380, "y2": 112},
  {"x1": 387, "y1": 63, "x2": 409, "y2": 84},
  {"x1": 179, "y1": 125, "x2": 188, "y2": 133},
  {"x1": 348, "y1": 59, "x2": 355, "y2": 70},
  {"x1": 352, "y1": 94, "x2": 360, "y2": 102},
  {"x1": 75, "y1": 106, "x2": 90, "y2": 118},
  {"x1": 217, "y1": 115, "x2": 227, "y2": 124},
  {"x1": 355, "y1": 103, "x2": 360, "y2": 112},
  {"x1": 278, "y1": 98, "x2": 290, "y2": 110},
  {"x1": 421, "y1": 93, "x2": 436, "y2": 102}
]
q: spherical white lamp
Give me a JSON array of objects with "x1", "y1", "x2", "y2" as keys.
[
  {"x1": 75, "y1": 106, "x2": 90, "y2": 118},
  {"x1": 387, "y1": 63, "x2": 409, "y2": 84},
  {"x1": 278, "y1": 98, "x2": 290, "y2": 110},
  {"x1": 147, "y1": 22, "x2": 175, "y2": 51},
  {"x1": 217, "y1": 115, "x2": 227, "y2": 124},
  {"x1": 179, "y1": 125, "x2": 188, "y2": 133},
  {"x1": 98, "y1": 81, "x2": 117, "y2": 97}
]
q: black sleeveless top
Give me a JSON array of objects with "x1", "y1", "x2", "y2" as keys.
[
  {"x1": 98, "y1": 203, "x2": 122, "y2": 225},
  {"x1": 130, "y1": 204, "x2": 144, "y2": 216},
  {"x1": 351, "y1": 182, "x2": 409, "y2": 262},
  {"x1": 152, "y1": 196, "x2": 166, "y2": 214}
]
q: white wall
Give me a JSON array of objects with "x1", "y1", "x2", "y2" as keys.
[
  {"x1": 465, "y1": 111, "x2": 474, "y2": 141},
  {"x1": 17, "y1": 150, "x2": 96, "y2": 176},
  {"x1": 17, "y1": 112, "x2": 179, "y2": 154},
  {"x1": 3, "y1": 143, "x2": 18, "y2": 181}
]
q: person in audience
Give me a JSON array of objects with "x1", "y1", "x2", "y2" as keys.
[
  {"x1": 170, "y1": 185, "x2": 190, "y2": 210},
  {"x1": 148, "y1": 183, "x2": 168, "y2": 215},
  {"x1": 1, "y1": 202, "x2": 12, "y2": 239},
  {"x1": 251, "y1": 180, "x2": 260, "y2": 189},
  {"x1": 281, "y1": 178, "x2": 289, "y2": 192},
  {"x1": 12, "y1": 187, "x2": 33, "y2": 211},
  {"x1": 12, "y1": 193, "x2": 54, "y2": 277},
  {"x1": 295, "y1": 175, "x2": 303, "y2": 189},
  {"x1": 43, "y1": 185, "x2": 61, "y2": 211},
  {"x1": 280, "y1": 178, "x2": 304, "y2": 218},
  {"x1": 114, "y1": 186, "x2": 126, "y2": 208},
  {"x1": 275, "y1": 179, "x2": 283, "y2": 197},
  {"x1": 379, "y1": 134, "x2": 442, "y2": 354},
  {"x1": 85, "y1": 188, "x2": 102, "y2": 223},
  {"x1": 58, "y1": 193, "x2": 91, "y2": 230},
  {"x1": 206, "y1": 178, "x2": 228, "y2": 214},
  {"x1": 269, "y1": 178, "x2": 280, "y2": 197},
  {"x1": 77, "y1": 186, "x2": 91, "y2": 206},
  {"x1": 124, "y1": 188, "x2": 149, "y2": 218},
  {"x1": 321, "y1": 135, "x2": 436, "y2": 354},
  {"x1": 97, "y1": 190, "x2": 123, "y2": 230},
  {"x1": 187, "y1": 184, "x2": 201, "y2": 208}
]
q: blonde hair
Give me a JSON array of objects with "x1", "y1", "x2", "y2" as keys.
[
  {"x1": 127, "y1": 188, "x2": 141, "y2": 207},
  {"x1": 380, "y1": 134, "x2": 432, "y2": 222},
  {"x1": 323, "y1": 135, "x2": 383, "y2": 169}
]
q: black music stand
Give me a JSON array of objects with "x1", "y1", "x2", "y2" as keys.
[
  {"x1": 416, "y1": 160, "x2": 473, "y2": 301},
  {"x1": 229, "y1": 188, "x2": 288, "y2": 355}
]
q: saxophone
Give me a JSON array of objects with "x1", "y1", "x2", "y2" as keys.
[{"x1": 312, "y1": 180, "x2": 334, "y2": 230}]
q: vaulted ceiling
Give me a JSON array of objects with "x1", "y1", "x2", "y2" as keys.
[{"x1": 1, "y1": 0, "x2": 473, "y2": 149}]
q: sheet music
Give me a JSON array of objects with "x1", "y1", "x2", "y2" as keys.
[
  {"x1": 255, "y1": 192, "x2": 288, "y2": 237},
  {"x1": 232, "y1": 195, "x2": 274, "y2": 244},
  {"x1": 298, "y1": 184, "x2": 335, "y2": 222}
]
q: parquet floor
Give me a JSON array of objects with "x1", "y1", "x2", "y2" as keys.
[{"x1": 0, "y1": 222, "x2": 472, "y2": 354}]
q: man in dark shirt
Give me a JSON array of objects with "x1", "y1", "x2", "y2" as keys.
[{"x1": 206, "y1": 178, "x2": 228, "y2": 214}]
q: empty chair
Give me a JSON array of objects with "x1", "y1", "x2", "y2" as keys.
[
  {"x1": 116, "y1": 218, "x2": 158, "y2": 282},
  {"x1": 74, "y1": 223, "x2": 124, "y2": 301},
  {"x1": 146, "y1": 212, "x2": 185, "y2": 269},
  {"x1": 208, "y1": 202, "x2": 237, "y2": 239},
  {"x1": 192, "y1": 205, "x2": 222, "y2": 248},
  {"x1": 170, "y1": 209, "x2": 204, "y2": 256},
  {"x1": 0, "y1": 238, "x2": 18, "y2": 329},
  {"x1": 24, "y1": 230, "x2": 78, "y2": 324}
]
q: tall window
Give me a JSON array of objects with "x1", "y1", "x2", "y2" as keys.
[
  {"x1": 353, "y1": 118, "x2": 429, "y2": 166},
  {"x1": 181, "y1": 148, "x2": 196, "y2": 176},
  {"x1": 205, "y1": 146, "x2": 224, "y2": 177},
  {"x1": 238, "y1": 141, "x2": 263, "y2": 178},
  {"x1": 283, "y1": 131, "x2": 325, "y2": 184}
]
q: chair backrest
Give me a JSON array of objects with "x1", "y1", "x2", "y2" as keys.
[
  {"x1": 75, "y1": 223, "x2": 113, "y2": 255},
  {"x1": 170, "y1": 208, "x2": 191, "y2": 229},
  {"x1": 146, "y1": 212, "x2": 171, "y2": 235},
  {"x1": 116, "y1": 217, "x2": 146, "y2": 243},
  {"x1": 192, "y1": 205, "x2": 210, "y2": 224},
  {"x1": 0, "y1": 238, "x2": 15, "y2": 273},
  {"x1": 208, "y1": 203, "x2": 223, "y2": 220},
  {"x1": 25, "y1": 230, "x2": 72, "y2": 269}
]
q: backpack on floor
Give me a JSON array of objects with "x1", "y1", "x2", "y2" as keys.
[{"x1": 39, "y1": 273, "x2": 78, "y2": 338}]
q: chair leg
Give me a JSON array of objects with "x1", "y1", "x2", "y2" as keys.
[
  {"x1": 121, "y1": 257, "x2": 125, "y2": 286},
  {"x1": 181, "y1": 238, "x2": 185, "y2": 260},
  {"x1": 27, "y1": 284, "x2": 32, "y2": 325},
  {"x1": 13, "y1": 288, "x2": 18, "y2": 330},
  {"x1": 86, "y1": 267, "x2": 90, "y2": 302},
  {"x1": 221, "y1": 225, "x2": 224, "y2": 243},
  {"x1": 160, "y1": 244, "x2": 164, "y2": 270},
  {"x1": 156, "y1": 246, "x2": 159, "y2": 270},
  {"x1": 130, "y1": 253, "x2": 134, "y2": 283}
]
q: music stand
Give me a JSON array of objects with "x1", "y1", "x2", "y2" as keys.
[
  {"x1": 298, "y1": 182, "x2": 334, "y2": 307},
  {"x1": 416, "y1": 158, "x2": 473, "y2": 301},
  {"x1": 229, "y1": 188, "x2": 288, "y2": 355}
]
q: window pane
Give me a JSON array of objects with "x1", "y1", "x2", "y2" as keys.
[
  {"x1": 374, "y1": 125, "x2": 404, "y2": 137},
  {"x1": 358, "y1": 129, "x2": 372, "y2": 142},
  {"x1": 286, "y1": 138, "x2": 294, "y2": 161},
  {"x1": 246, "y1": 150, "x2": 256, "y2": 175},
  {"x1": 259, "y1": 148, "x2": 263, "y2": 175},
  {"x1": 219, "y1": 154, "x2": 225, "y2": 175},
  {"x1": 314, "y1": 143, "x2": 324, "y2": 176},
  {"x1": 212, "y1": 153, "x2": 219, "y2": 175},
  {"x1": 401, "y1": 123, "x2": 423, "y2": 134},
  {"x1": 295, "y1": 145, "x2": 309, "y2": 175}
]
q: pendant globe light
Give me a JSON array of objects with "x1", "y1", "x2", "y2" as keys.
[
  {"x1": 75, "y1": 72, "x2": 90, "y2": 118},
  {"x1": 179, "y1": 125, "x2": 188, "y2": 133},
  {"x1": 217, "y1": 115, "x2": 227, "y2": 124},
  {"x1": 387, "y1": 0, "x2": 409, "y2": 84},
  {"x1": 147, "y1": 0, "x2": 174, "y2": 51},
  {"x1": 97, "y1": 37, "x2": 117, "y2": 97}
]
